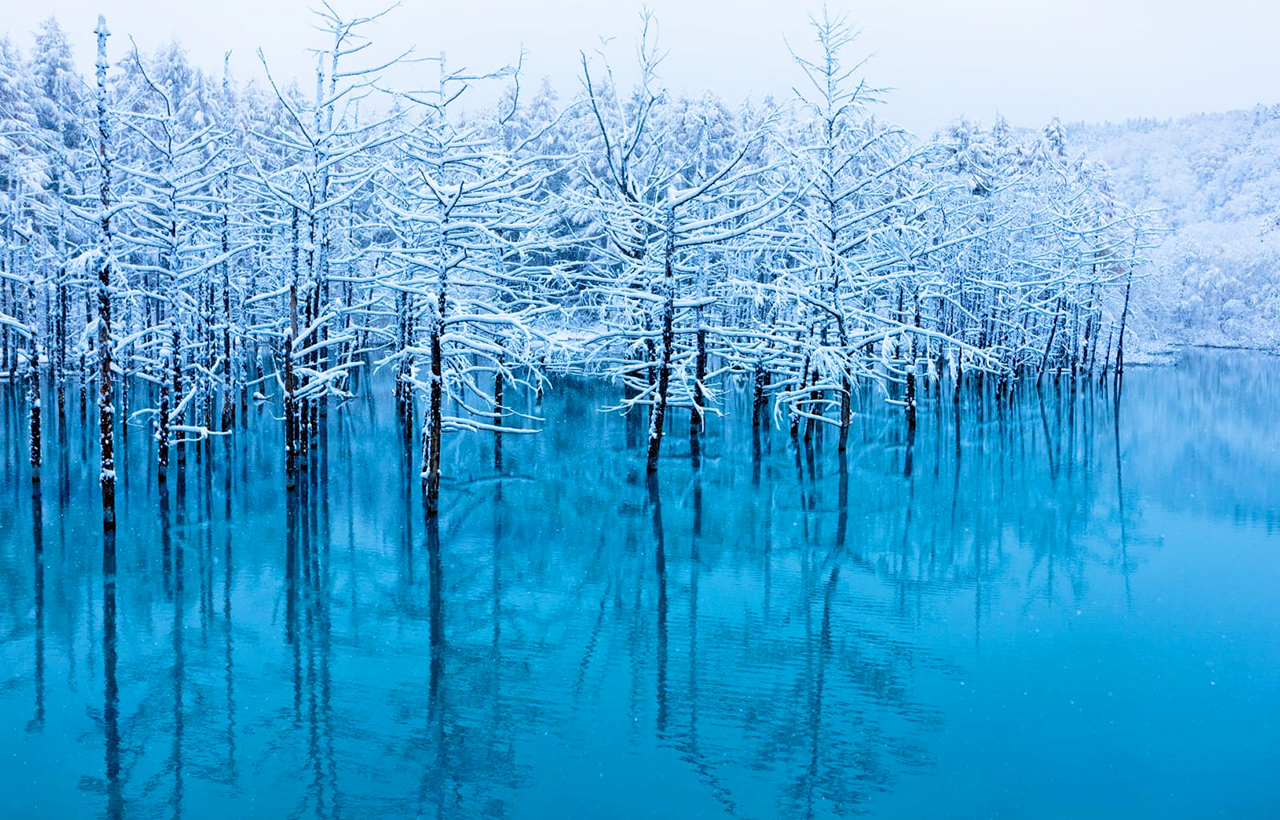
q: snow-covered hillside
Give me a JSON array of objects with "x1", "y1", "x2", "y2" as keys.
[{"x1": 1072, "y1": 108, "x2": 1280, "y2": 353}]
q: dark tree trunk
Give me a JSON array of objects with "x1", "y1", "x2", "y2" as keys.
[
  {"x1": 752, "y1": 362, "x2": 767, "y2": 429},
  {"x1": 97, "y1": 258, "x2": 115, "y2": 534},
  {"x1": 646, "y1": 210, "x2": 677, "y2": 474},
  {"x1": 94, "y1": 16, "x2": 116, "y2": 536},
  {"x1": 1115, "y1": 279, "x2": 1132, "y2": 391},
  {"x1": 421, "y1": 322, "x2": 443, "y2": 515},
  {"x1": 837, "y1": 374, "x2": 851, "y2": 453},
  {"x1": 691, "y1": 321, "x2": 706, "y2": 435},
  {"x1": 493, "y1": 356, "x2": 504, "y2": 472}
]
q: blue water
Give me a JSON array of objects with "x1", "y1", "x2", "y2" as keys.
[{"x1": 1, "y1": 350, "x2": 1277, "y2": 819}]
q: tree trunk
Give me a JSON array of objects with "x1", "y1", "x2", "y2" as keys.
[
  {"x1": 157, "y1": 328, "x2": 172, "y2": 487},
  {"x1": 837, "y1": 374, "x2": 851, "y2": 453},
  {"x1": 421, "y1": 323, "x2": 443, "y2": 515},
  {"x1": 1115, "y1": 279, "x2": 1132, "y2": 390},
  {"x1": 95, "y1": 16, "x2": 116, "y2": 536},
  {"x1": 752, "y1": 361, "x2": 767, "y2": 429},
  {"x1": 493, "y1": 355, "x2": 504, "y2": 472},
  {"x1": 646, "y1": 209, "x2": 677, "y2": 474},
  {"x1": 97, "y1": 258, "x2": 115, "y2": 533},
  {"x1": 55, "y1": 268, "x2": 66, "y2": 426},
  {"x1": 27, "y1": 265, "x2": 42, "y2": 481},
  {"x1": 691, "y1": 320, "x2": 706, "y2": 435}
]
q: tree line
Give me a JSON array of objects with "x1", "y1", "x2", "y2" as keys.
[{"x1": 0, "y1": 8, "x2": 1153, "y2": 526}]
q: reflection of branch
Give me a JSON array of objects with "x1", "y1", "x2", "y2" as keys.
[
  {"x1": 571, "y1": 576, "x2": 613, "y2": 704},
  {"x1": 29, "y1": 481, "x2": 46, "y2": 734},
  {"x1": 102, "y1": 527, "x2": 123, "y2": 820},
  {"x1": 1114, "y1": 388, "x2": 1133, "y2": 611}
]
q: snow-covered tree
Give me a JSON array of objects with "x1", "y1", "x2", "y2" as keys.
[
  {"x1": 379, "y1": 52, "x2": 562, "y2": 513},
  {"x1": 571, "y1": 13, "x2": 792, "y2": 472}
]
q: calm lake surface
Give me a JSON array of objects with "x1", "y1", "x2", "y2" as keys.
[{"x1": 1, "y1": 350, "x2": 1277, "y2": 819}]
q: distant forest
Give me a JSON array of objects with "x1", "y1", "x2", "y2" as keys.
[{"x1": 1074, "y1": 109, "x2": 1280, "y2": 352}]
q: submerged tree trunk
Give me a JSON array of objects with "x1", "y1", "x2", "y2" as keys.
[
  {"x1": 804, "y1": 365, "x2": 821, "y2": 444},
  {"x1": 94, "y1": 16, "x2": 116, "y2": 536},
  {"x1": 395, "y1": 290, "x2": 415, "y2": 432},
  {"x1": 752, "y1": 362, "x2": 768, "y2": 428},
  {"x1": 691, "y1": 318, "x2": 707, "y2": 435},
  {"x1": 646, "y1": 207, "x2": 677, "y2": 474},
  {"x1": 97, "y1": 258, "x2": 115, "y2": 535},
  {"x1": 27, "y1": 266, "x2": 41, "y2": 482},
  {"x1": 28, "y1": 353, "x2": 42, "y2": 480},
  {"x1": 284, "y1": 284, "x2": 299, "y2": 491},
  {"x1": 173, "y1": 330, "x2": 186, "y2": 478},
  {"x1": 493, "y1": 355, "x2": 504, "y2": 472},
  {"x1": 157, "y1": 327, "x2": 173, "y2": 487},
  {"x1": 421, "y1": 322, "x2": 443, "y2": 515},
  {"x1": 1115, "y1": 278, "x2": 1132, "y2": 391},
  {"x1": 837, "y1": 373, "x2": 851, "y2": 453},
  {"x1": 421, "y1": 276, "x2": 446, "y2": 516},
  {"x1": 220, "y1": 188, "x2": 235, "y2": 432},
  {"x1": 1038, "y1": 298, "x2": 1062, "y2": 385},
  {"x1": 55, "y1": 267, "x2": 67, "y2": 426},
  {"x1": 285, "y1": 206, "x2": 301, "y2": 491},
  {"x1": 905, "y1": 291, "x2": 920, "y2": 434}
]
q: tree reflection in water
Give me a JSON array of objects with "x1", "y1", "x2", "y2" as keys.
[{"x1": 0, "y1": 352, "x2": 1277, "y2": 818}]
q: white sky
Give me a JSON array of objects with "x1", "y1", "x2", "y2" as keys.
[{"x1": 3, "y1": 0, "x2": 1276, "y2": 136}]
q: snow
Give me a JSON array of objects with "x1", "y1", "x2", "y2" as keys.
[
  {"x1": 0, "y1": 9, "x2": 1273, "y2": 493},
  {"x1": 1072, "y1": 107, "x2": 1280, "y2": 353}
]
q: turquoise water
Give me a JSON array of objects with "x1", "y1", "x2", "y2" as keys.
[{"x1": 1, "y1": 351, "x2": 1277, "y2": 818}]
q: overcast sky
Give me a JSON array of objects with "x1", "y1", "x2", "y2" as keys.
[{"x1": 3, "y1": 0, "x2": 1274, "y2": 135}]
